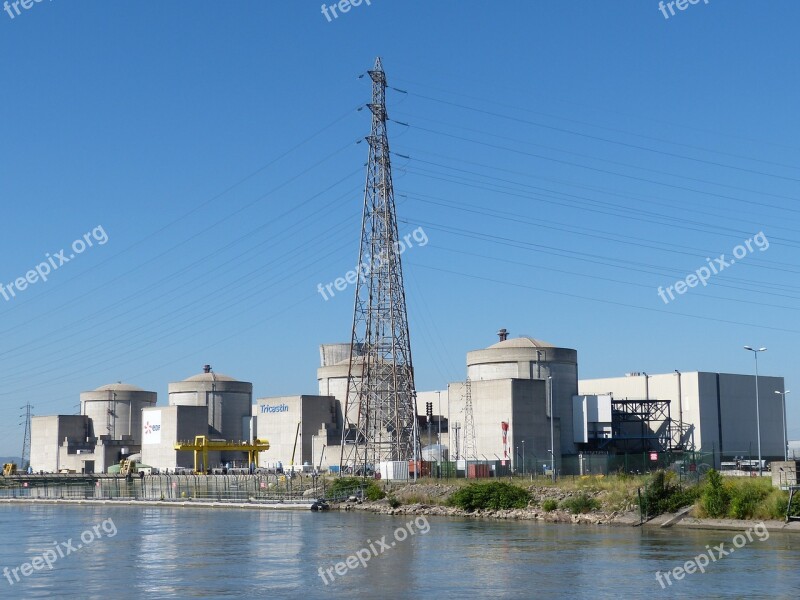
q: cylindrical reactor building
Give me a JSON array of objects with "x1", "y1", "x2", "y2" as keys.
[
  {"x1": 466, "y1": 333, "x2": 578, "y2": 454},
  {"x1": 80, "y1": 383, "x2": 157, "y2": 445},
  {"x1": 168, "y1": 365, "x2": 253, "y2": 442}
]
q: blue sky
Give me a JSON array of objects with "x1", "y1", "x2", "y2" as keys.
[{"x1": 1, "y1": 1, "x2": 799, "y2": 456}]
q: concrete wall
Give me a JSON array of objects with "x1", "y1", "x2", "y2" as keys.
[
  {"x1": 141, "y1": 406, "x2": 210, "y2": 471},
  {"x1": 168, "y1": 379, "x2": 252, "y2": 441},
  {"x1": 465, "y1": 344, "x2": 578, "y2": 454},
  {"x1": 255, "y1": 396, "x2": 337, "y2": 468},
  {"x1": 30, "y1": 415, "x2": 91, "y2": 472},
  {"x1": 446, "y1": 379, "x2": 558, "y2": 471},
  {"x1": 80, "y1": 387, "x2": 156, "y2": 444}
]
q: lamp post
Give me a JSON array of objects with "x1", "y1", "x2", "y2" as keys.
[
  {"x1": 775, "y1": 390, "x2": 790, "y2": 462},
  {"x1": 437, "y1": 391, "x2": 442, "y2": 478},
  {"x1": 548, "y1": 376, "x2": 555, "y2": 482},
  {"x1": 744, "y1": 346, "x2": 767, "y2": 476},
  {"x1": 521, "y1": 440, "x2": 525, "y2": 476}
]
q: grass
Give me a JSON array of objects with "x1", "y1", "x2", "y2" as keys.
[
  {"x1": 447, "y1": 482, "x2": 531, "y2": 512},
  {"x1": 696, "y1": 473, "x2": 799, "y2": 520},
  {"x1": 560, "y1": 493, "x2": 601, "y2": 514}
]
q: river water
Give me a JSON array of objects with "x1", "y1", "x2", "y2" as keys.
[{"x1": 0, "y1": 505, "x2": 797, "y2": 599}]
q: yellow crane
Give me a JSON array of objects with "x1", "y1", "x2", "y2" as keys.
[{"x1": 174, "y1": 436, "x2": 270, "y2": 474}]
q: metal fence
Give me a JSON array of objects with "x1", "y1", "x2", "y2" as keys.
[{"x1": 0, "y1": 474, "x2": 326, "y2": 503}]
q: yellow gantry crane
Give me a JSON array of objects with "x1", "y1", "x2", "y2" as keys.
[{"x1": 174, "y1": 436, "x2": 270, "y2": 474}]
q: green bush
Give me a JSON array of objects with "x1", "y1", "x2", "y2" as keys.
[
  {"x1": 729, "y1": 482, "x2": 769, "y2": 520},
  {"x1": 542, "y1": 499, "x2": 558, "y2": 512},
  {"x1": 791, "y1": 491, "x2": 800, "y2": 517},
  {"x1": 328, "y1": 477, "x2": 385, "y2": 501},
  {"x1": 639, "y1": 470, "x2": 700, "y2": 517},
  {"x1": 329, "y1": 477, "x2": 363, "y2": 497},
  {"x1": 387, "y1": 496, "x2": 401, "y2": 509},
  {"x1": 365, "y1": 483, "x2": 386, "y2": 501},
  {"x1": 561, "y1": 493, "x2": 600, "y2": 514},
  {"x1": 701, "y1": 470, "x2": 730, "y2": 518},
  {"x1": 447, "y1": 482, "x2": 530, "y2": 512}
]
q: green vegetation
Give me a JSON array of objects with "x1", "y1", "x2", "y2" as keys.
[
  {"x1": 696, "y1": 472, "x2": 799, "y2": 520},
  {"x1": 328, "y1": 477, "x2": 385, "y2": 501},
  {"x1": 447, "y1": 481, "x2": 531, "y2": 512},
  {"x1": 639, "y1": 470, "x2": 700, "y2": 517},
  {"x1": 387, "y1": 496, "x2": 401, "y2": 509},
  {"x1": 701, "y1": 470, "x2": 730, "y2": 518},
  {"x1": 560, "y1": 493, "x2": 600, "y2": 514},
  {"x1": 542, "y1": 499, "x2": 558, "y2": 512}
]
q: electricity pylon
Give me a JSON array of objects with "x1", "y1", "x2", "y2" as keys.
[
  {"x1": 463, "y1": 377, "x2": 477, "y2": 460},
  {"x1": 340, "y1": 57, "x2": 419, "y2": 474},
  {"x1": 20, "y1": 403, "x2": 32, "y2": 468}
]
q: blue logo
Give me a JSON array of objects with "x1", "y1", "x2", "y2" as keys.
[{"x1": 261, "y1": 403, "x2": 289, "y2": 414}]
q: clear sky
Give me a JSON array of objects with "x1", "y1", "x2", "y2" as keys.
[{"x1": 1, "y1": 1, "x2": 799, "y2": 456}]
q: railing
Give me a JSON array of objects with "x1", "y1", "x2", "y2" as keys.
[{"x1": 0, "y1": 474, "x2": 327, "y2": 503}]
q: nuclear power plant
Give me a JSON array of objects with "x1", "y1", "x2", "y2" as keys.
[{"x1": 26, "y1": 58, "x2": 789, "y2": 478}]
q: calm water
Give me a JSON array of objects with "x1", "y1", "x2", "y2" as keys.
[{"x1": 0, "y1": 505, "x2": 798, "y2": 599}]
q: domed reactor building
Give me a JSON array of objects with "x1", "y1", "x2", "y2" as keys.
[
  {"x1": 30, "y1": 382, "x2": 157, "y2": 474},
  {"x1": 446, "y1": 329, "x2": 579, "y2": 474}
]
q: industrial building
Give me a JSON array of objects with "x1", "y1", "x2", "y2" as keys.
[
  {"x1": 30, "y1": 382, "x2": 157, "y2": 473},
  {"x1": 141, "y1": 366, "x2": 254, "y2": 470},
  {"x1": 27, "y1": 346, "x2": 790, "y2": 477},
  {"x1": 252, "y1": 395, "x2": 338, "y2": 471},
  {"x1": 579, "y1": 371, "x2": 787, "y2": 465}
]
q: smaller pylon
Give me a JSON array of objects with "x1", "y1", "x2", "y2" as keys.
[
  {"x1": 463, "y1": 378, "x2": 477, "y2": 460},
  {"x1": 20, "y1": 403, "x2": 33, "y2": 468}
]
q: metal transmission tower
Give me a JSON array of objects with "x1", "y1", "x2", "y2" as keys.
[
  {"x1": 340, "y1": 57, "x2": 419, "y2": 474},
  {"x1": 463, "y1": 377, "x2": 477, "y2": 460},
  {"x1": 20, "y1": 403, "x2": 33, "y2": 468}
]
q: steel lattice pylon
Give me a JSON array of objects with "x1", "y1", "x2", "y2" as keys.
[
  {"x1": 20, "y1": 403, "x2": 32, "y2": 468},
  {"x1": 339, "y1": 57, "x2": 419, "y2": 474},
  {"x1": 463, "y1": 377, "x2": 477, "y2": 460}
]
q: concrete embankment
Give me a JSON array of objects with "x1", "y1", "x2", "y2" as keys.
[{"x1": 0, "y1": 498, "x2": 318, "y2": 511}]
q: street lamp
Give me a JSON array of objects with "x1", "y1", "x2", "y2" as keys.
[
  {"x1": 775, "y1": 390, "x2": 791, "y2": 462},
  {"x1": 548, "y1": 376, "x2": 556, "y2": 482},
  {"x1": 744, "y1": 346, "x2": 767, "y2": 476}
]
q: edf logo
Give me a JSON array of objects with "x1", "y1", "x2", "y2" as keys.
[
  {"x1": 261, "y1": 403, "x2": 289, "y2": 414},
  {"x1": 144, "y1": 422, "x2": 161, "y2": 434}
]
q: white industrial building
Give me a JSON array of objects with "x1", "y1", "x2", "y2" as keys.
[
  {"x1": 30, "y1": 382, "x2": 156, "y2": 473},
  {"x1": 579, "y1": 371, "x2": 787, "y2": 464},
  {"x1": 141, "y1": 365, "x2": 254, "y2": 470},
  {"x1": 252, "y1": 395, "x2": 338, "y2": 471},
  {"x1": 27, "y1": 339, "x2": 790, "y2": 477}
]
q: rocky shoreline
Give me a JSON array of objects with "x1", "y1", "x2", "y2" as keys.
[{"x1": 329, "y1": 481, "x2": 800, "y2": 533}]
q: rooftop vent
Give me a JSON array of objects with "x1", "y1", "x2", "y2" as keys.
[{"x1": 497, "y1": 328, "x2": 509, "y2": 342}]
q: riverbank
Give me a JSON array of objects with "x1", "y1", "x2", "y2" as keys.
[
  {"x1": 4, "y1": 495, "x2": 800, "y2": 533},
  {"x1": 329, "y1": 478, "x2": 800, "y2": 533},
  {"x1": 334, "y1": 498, "x2": 800, "y2": 533}
]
